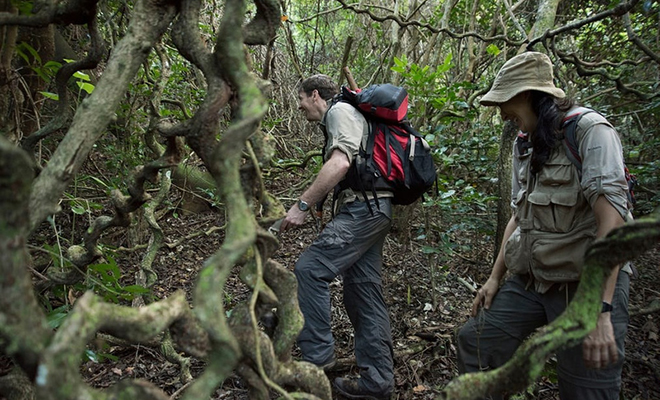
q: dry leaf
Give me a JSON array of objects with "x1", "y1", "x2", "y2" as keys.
[{"x1": 413, "y1": 385, "x2": 429, "y2": 393}]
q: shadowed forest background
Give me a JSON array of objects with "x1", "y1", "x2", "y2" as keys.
[{"x1": 0, "y1": 0, "x2": 659, "y2": 399}]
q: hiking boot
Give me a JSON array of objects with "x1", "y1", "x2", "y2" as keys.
[{"x1": 333, "y1": 377, "x2": 391, "y2": 400}]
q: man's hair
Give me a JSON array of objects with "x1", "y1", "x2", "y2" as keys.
[{"x1": 298, "y1": 74, "x2": 339, "y2": 100}]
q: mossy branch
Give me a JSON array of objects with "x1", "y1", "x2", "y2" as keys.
[{"x1": 35, "y1": 291, "x2": 196, "y2": 400}]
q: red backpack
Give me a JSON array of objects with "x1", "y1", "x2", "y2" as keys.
[{"x1": 335, "y1": 84, "x2": 437, "y2": 209}]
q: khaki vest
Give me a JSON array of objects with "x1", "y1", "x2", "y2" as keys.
[{"x1": 504, "y1": 134, "x2": 597, "y2": 293}]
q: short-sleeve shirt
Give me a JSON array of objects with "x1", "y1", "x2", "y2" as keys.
[{"x1": 320, "y1": 101, "x2": 368, "y2": 163}]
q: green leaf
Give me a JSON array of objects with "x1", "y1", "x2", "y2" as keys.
[
  {"x1": 441, "y1": 189, "x2": 456, "y2": 199},
  {"x1": 85, "y1": 349, "x2": 100, "y2": 363},
  {"x1": 486, "y1": 44, "x2": 501, "y2": 56},
  {"x1": 39, "y1": 91, "x2": 59, "y2": 101},
  {"x1": 121, "y1": 285, "x2": 150, "y2": 294},
  {"x1": 12, "y1": 0, "x2": 33, "y2": 15},
  {"x1": 43, "y1": 60, "x2": 62, "y2": 70},
  {"x1": 71, "y1": 204, "x2": 86, "y2": 215},
  {"x1": 14, "y1": 46, "x2": 30, "y2": 65},
  {"x1": 33, "y1": 67, "x2": 51, "y2": 84},
  {"x1": 21, "y1": 41, "x2": 41, "y2": 64},
  {"x1": 89, "y1": 262, "x2": 121, "y2": 282},
  {"x1": 421, "y1": 245, "x2": 440, "y2": 254},
  {"x1": 77, "y1": 82, "x2": 95, "y2": 94},
  {"x1": 73, "y1": 71, "x2": 91, "y2": 81},
  {"x1": 46, "y1": 305, "x2": 70, "y2": 329},
  {"x1": 86, "y1": 175, "x2": 110, "y2": 189}
]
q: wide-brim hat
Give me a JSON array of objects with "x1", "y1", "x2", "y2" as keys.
[{"x1": 480, "y1": 52, "x2": 565, "y2": 106}]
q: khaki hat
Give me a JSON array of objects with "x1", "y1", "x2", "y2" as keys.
[{"x1": 480, "y1": 52, "x2": 565, "y2": 106}]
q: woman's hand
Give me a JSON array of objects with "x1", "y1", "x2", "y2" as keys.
[
  {"x1": 582, "y1": 313, "x2": 618, "y2": 369},
  {"x1": 471, "y1": 276, "x2": 500, "y2": 317}
]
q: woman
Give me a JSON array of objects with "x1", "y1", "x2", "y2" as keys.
[{"x1": 456, "y1": 51, "x2": 632, "y2": 399}]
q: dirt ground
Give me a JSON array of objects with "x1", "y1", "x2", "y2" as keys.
[
  {"x1": 72, "y1": 187, "x2": 660, "y2": 400},
  {"x1": 4, "y1": 164, "x2": 657, "y2": 400}
]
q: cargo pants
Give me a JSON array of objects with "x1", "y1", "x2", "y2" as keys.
[
  {"x1": 294, "y1": 197, "x2": 394, "y2": 394},
  {"x1": 456, "y1": 271, "x2": 630, "y2": 400}
]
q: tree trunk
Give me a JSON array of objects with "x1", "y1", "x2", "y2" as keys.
[
  {"x1": 0, "y1": 1, "x2": 19, "y2": 143},
  {"x1": 493, "y1": 0, "x2": 562, "y2": 262},
  {"x1": 493, "y1": 122, "x2": 516, "y2": 262}
]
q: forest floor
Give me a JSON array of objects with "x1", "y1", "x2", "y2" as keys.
[
  {"x1": 7, "y1": 168, "x2": 658, "y2": 400},
  {"x1": 72, "y1": 181, "x2": 660, "y2": 400}
]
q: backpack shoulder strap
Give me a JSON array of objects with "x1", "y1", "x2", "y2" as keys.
[
  {"x1": 515, "y1": 131, "x2": 531, "y2": 157},
  {"x1": 561, "y1": 107, "x2": 596, "y2": 179}
]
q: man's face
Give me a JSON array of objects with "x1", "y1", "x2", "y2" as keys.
[{"x1": 298, "y1": 90, "x2": 323, "y2": 122}]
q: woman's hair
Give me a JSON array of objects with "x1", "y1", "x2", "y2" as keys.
[
  {"x1": 529, "y1": 90, "x2": 575, "y2": 174},
  {"x1": 298, "y1": 74, "x2": 339, "y2": 100}
]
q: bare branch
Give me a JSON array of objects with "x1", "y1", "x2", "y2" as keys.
[
  {"x1": 527, "y1": 0, "x2": 642, "y2": 51},
  {"x1": 622, "y1": 10, "x2": 660, "y2": 64},
  {"x1": 501, "y1": 0, "x2": 527, "y2": 38},
  {"x1": 335, "y1": 0, "x2": 526, "y2": 47},
  {"x1": 0, "y1": 0, "x2": 99, "y2": 26},
  {"x1": 243, "y1": 0, "x2": 281, "y2": 45}
]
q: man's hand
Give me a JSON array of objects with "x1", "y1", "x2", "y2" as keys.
[
  {"x1": 471, "y1": 276, "x2": 500, "y2": 317},
  {"x1": 279, "y1": 149, "x2": 350, "y2": 233},
  {"x1": 583, "y1": 313, "x2": 618, "y2": 369},
  {"x1": 280, "y1": 205, "x2": 309, "y2": 232}
]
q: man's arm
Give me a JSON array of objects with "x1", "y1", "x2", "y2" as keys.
[
  {"x1": 280, "y1": 149, "x2": 351, "y2": 231},
  {"x1": 582, "y1": 195, "x2": 626, "y2": 369}
]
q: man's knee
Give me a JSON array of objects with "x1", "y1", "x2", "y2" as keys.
[{"x1": 294, "y1": 252, "x2": 323, "y2": 281}]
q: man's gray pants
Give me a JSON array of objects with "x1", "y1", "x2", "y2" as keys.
[
  {"x1": 456, "y1": 271, "x2": 630, "y2": 400},
  {"x1": 294, "y1": 198, "x2": 394, "y2": 394}
]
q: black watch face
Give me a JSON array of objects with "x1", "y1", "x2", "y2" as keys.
[{"x1": 298, "y1": 200, "x2": 309, "y2": 211}]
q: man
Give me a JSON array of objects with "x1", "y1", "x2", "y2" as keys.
[
  {"x1": 280, "y1": 74, "x2": 394, "y2": 400},
  {"x1": 456, "y1": 52, "x2": 632, "y2": 399}
]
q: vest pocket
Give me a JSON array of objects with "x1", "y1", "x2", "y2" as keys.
[
  {"x1": 528, "y1": 162, "x2": 581, "y2": 233},
  {"x1": 530, "y1": 229, "x2": 595, "y2": 284},
  {"x1": 504, "y1": 227, "x2": 531, "y2": 275}
]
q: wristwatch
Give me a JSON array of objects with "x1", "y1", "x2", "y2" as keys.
[
  {"x1": 297, "y1": 199, "x2": 310, "y2": 212},
  {"x1": 601, "y1": 301, "x2": 613, "y2": 313}
]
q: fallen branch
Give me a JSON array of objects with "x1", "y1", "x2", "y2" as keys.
[
  {"x1": 457, "y1": 276, "x2": 477, "y2": 294},
  {"x1": 629, "y1": 298, "x2": 660, "y2": 317}
]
